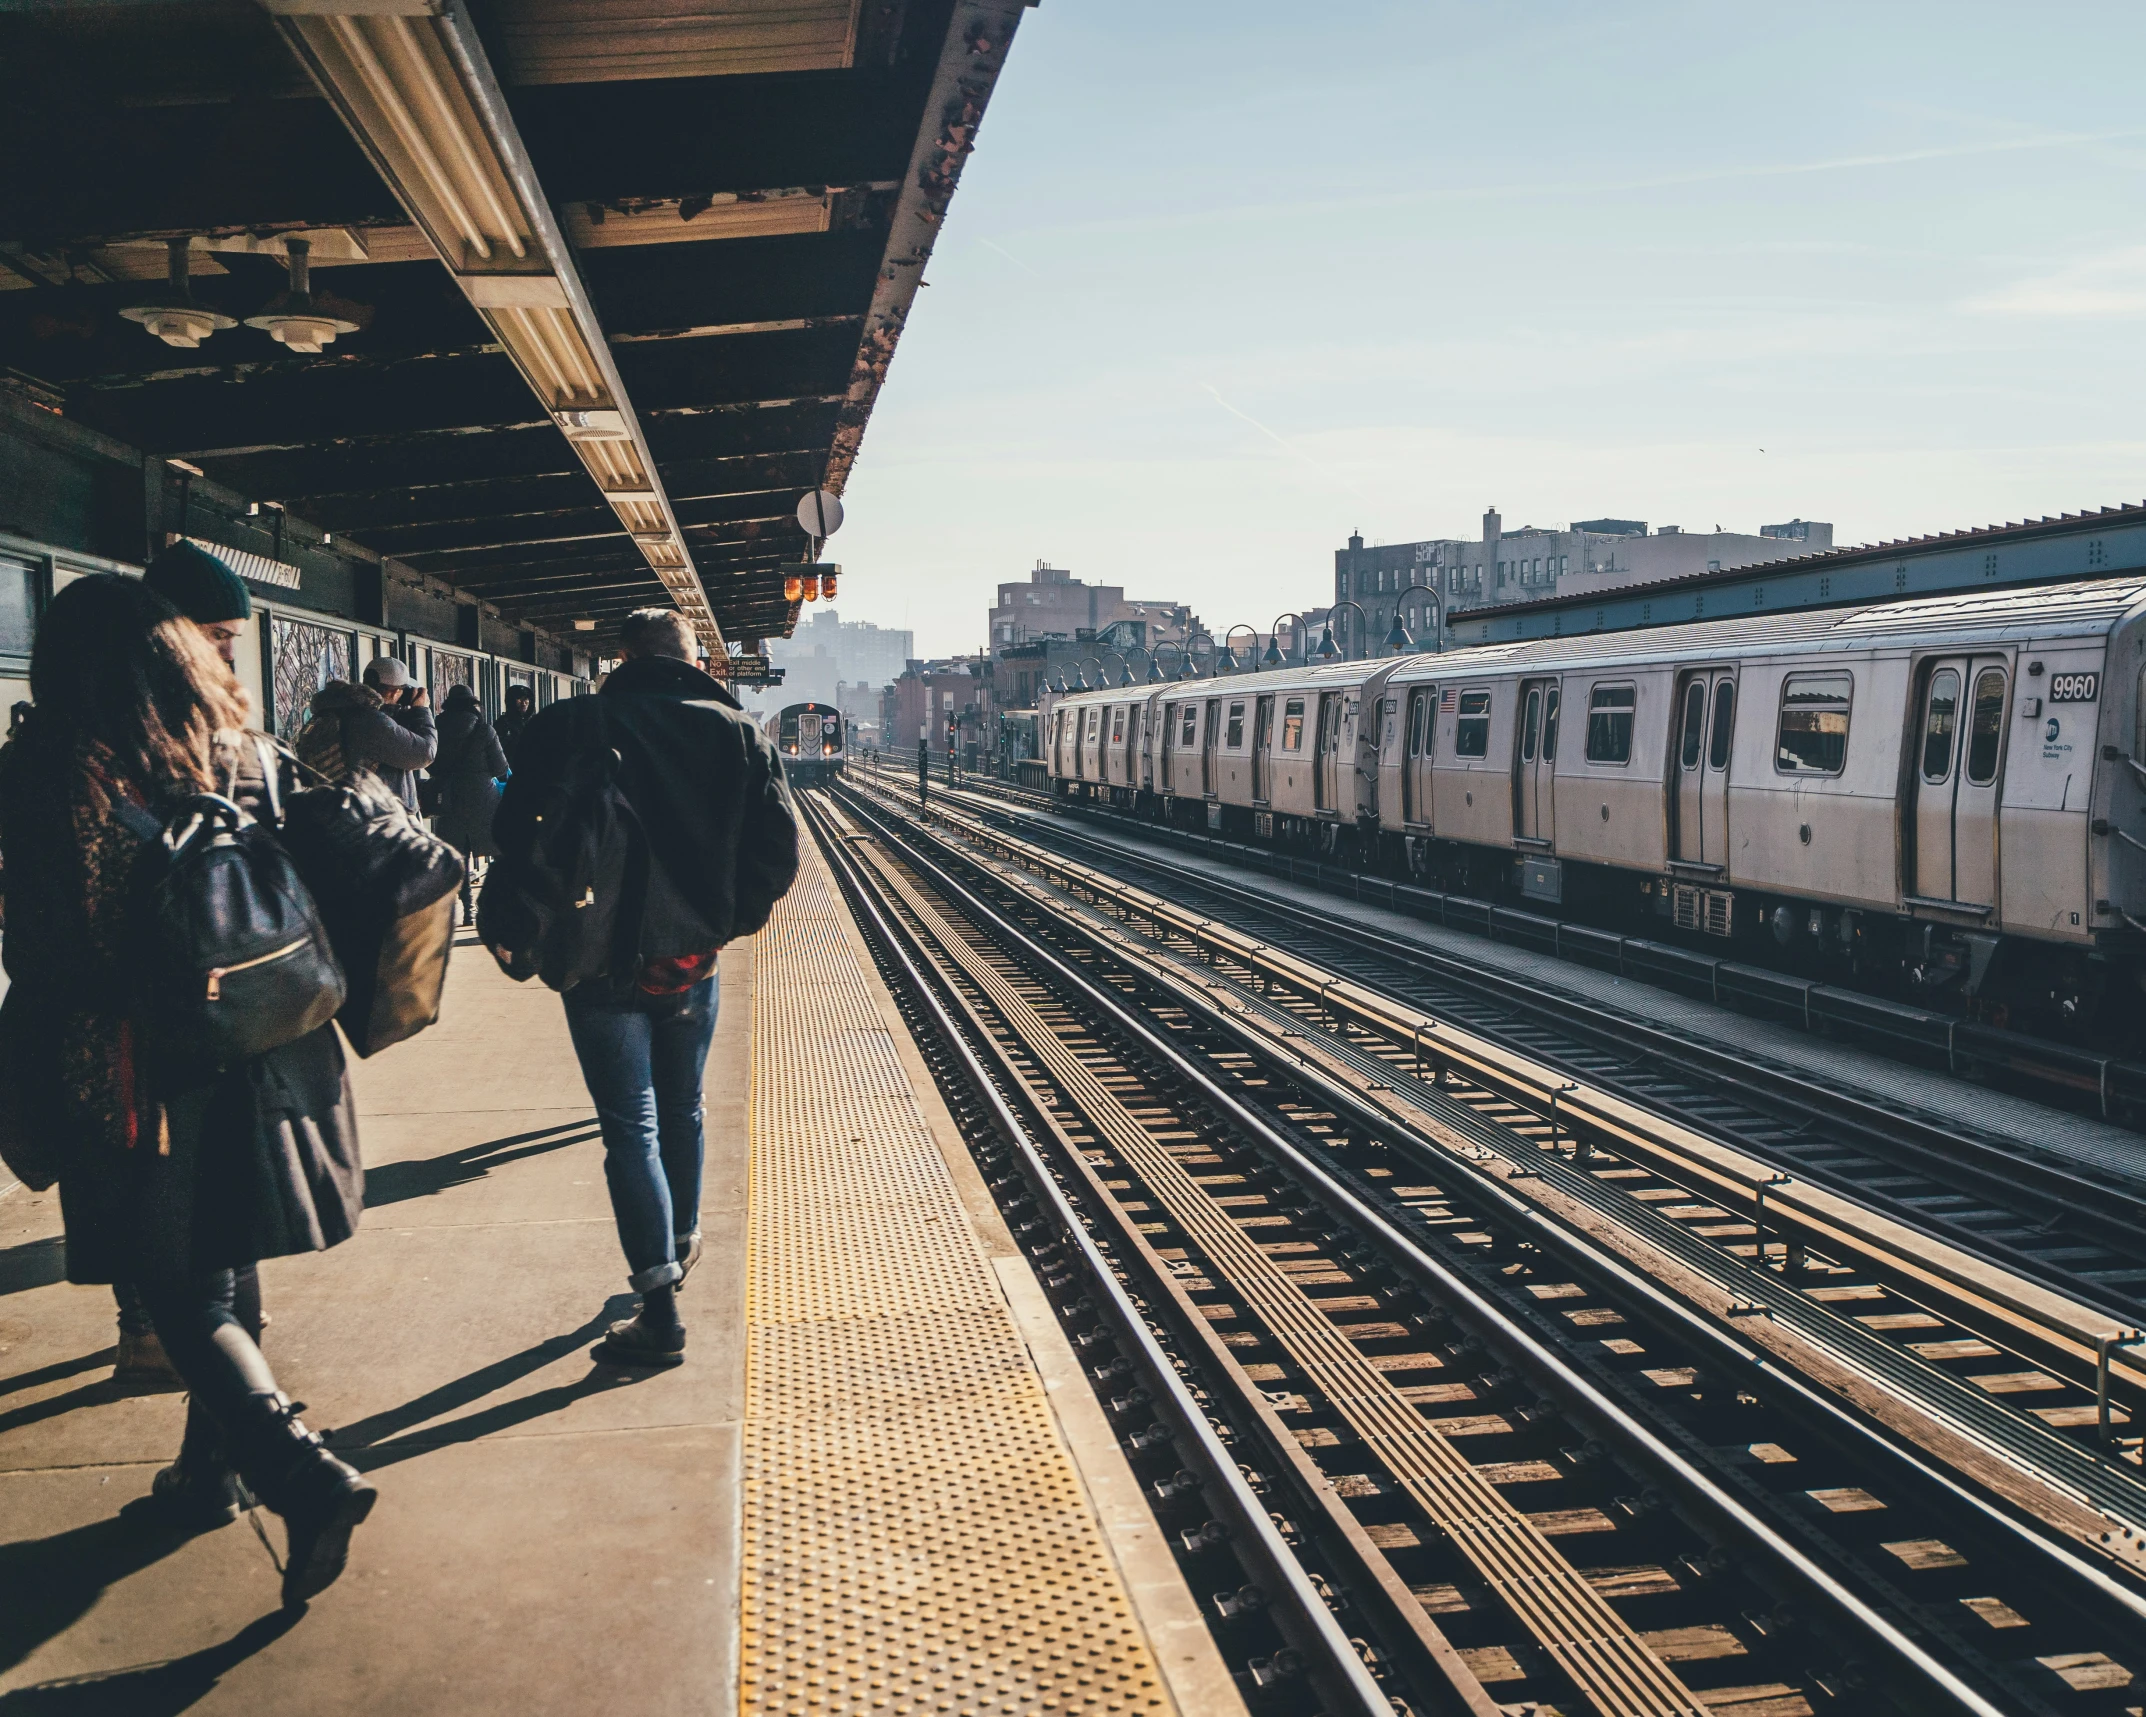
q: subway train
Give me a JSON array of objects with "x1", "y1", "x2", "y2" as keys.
[
  {"x1": 771, "y1": 701, "x2": 847, "y2": 787},
  {"x1": 1044, "y1": 577, "x2": 2146, "y2": 1034}
]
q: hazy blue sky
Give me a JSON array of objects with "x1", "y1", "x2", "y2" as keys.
[{"x1": 825, "y1": 1, "x2": 2146, "y2": 657}]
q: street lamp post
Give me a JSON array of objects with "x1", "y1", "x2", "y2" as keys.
[
  {"x1": 1151, "y1": 640, "x2": 1186, "y2": 683},
  {"x1": 1264, "y1": 612, "x2": 1307, "y2": 669},
  {"x1": 1222, "y1": 624, "x2": 1259, "y2": 673},
  {"x1": 1319, "y1": 600, "x2": 1371, "y2": 662},
  {"x1": 1386, "y1": 583, "x2": 1445, "y2": 654},
  {"x1": 1179, "y1": 628, "x2": 1212, "y2": 680}
]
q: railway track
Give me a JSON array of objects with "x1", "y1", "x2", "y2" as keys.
[
  {"x1": 865, "y1": 755, "x2": 2146, "y2": 1127},
  {"x1": 862, "y1": 760, "x2": 2146, "y2": 1337},
  {"x1": 810, "y1": 785, "x2": 2146, "y2": 1717}
]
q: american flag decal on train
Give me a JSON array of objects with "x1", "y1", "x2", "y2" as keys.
[{"x1": 1441, "y1": 687, "x2": 1457, "y2": 711}]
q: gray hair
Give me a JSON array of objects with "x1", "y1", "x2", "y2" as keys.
[{"x1": 619, "y1": 608, "x2": 696, "y2": 662}]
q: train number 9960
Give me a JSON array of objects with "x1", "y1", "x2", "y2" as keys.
[{"x1": 2047, "y1": 672, "x2": 2099, "y2": 703}]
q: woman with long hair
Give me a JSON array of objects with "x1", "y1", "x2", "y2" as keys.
[{"x1": 0, "y1": 574, "x2": 374, "y2": 1607}]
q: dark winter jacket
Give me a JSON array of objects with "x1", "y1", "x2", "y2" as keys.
[
  {"x1": 431, "y1": 692, "x2": 510, "y2": 857},
  {"x1": 0, "y1": 710, "x2": 360, "y2": 1284},
  {"x1": 480, "y1": 656, "x2": 799, "y2": 1001},
  {"x1": 296, "y1": 680, "x2": 436, "y2": 813},
  {"x1": 495, "y1": 703, "x2": 533, "y2": 765}
]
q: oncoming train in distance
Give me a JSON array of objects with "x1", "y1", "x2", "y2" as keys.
[
  {"x1": 1044, "y1": 577, "x2": 2146, "y2": 1038},
  {"x1": 770, "y1": 702, "x2": 846, "y2": 788}
]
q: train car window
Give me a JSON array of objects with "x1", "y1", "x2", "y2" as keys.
[
  {"x1": 1454, "y1": 689, "x2": 1491, "y2": 758},
  {"x1": 1707, "y1": 681, "x2": 1736, "y2": 771},
  {"x1": 1111, "y1": 706, "x2": 1126, "y2": 744},
  {"x1": 1408, "y1": 690, "x2": 1429, "y2": 758},
  {"x1": 1967, "y1": 669, "x2": 2006, "y2": 784},
  {"x1": 1679, "y1": 680, "x2": 1706, "y2": 769},
  {"x1": 1281, "y1": 698, "x2": 1306, "y2": 750},
  {"x1": 1542, "y1": 686, "x2": 1560, "y2": 761},
  {"x1": 1521, "y1": 686, "x2": 1541, "y2": 761},
  {"x1": 1584, "y1": 684, "x2": 1636, "y2": 764},
  {"x1": 1180, "y1": 703, "x2": 1198, "y2": 746},
  {"x1": 1775, "y1": 673, "x2": 1852, "y2": 775},
  {"x1": 1921, "y1": 669, "x2": 1959, "y2": 782},
  {"x1": 1226, "y1": 701, "x2": 1246, "y2": 749}
]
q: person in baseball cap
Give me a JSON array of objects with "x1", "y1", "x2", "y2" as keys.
[{"x1": 142, "y1": 539, "x2": 252, "y2": 667}]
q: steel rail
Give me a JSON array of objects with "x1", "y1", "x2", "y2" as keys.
[
  {"x1": 885, "y1": 769, "x2": 2146, "y2": 1323},
  {"x1": 876, "y1": 784, "x2": 2146, "y2": 1489},
  {"x1": 871, "y1": 756, "x2": 2146, "y2": 1125},
  {"x1": 833, "y1": 784, "x2": 2028, "y2": 1717},
  {"x1": 801, "y1": 797, "x2": 1397, "y2": 1717}
]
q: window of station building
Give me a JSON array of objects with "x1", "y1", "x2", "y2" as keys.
[
  {"x1": 1225, "y1": 701, "x2": 1246, "y2": 748},
  {"x1": 1585, "y1": 683, "x2": 1636, "y2": 764},
  {"x1": 1967, "y1": 668, "x2": 2006, "y2": 784},
  {"x1": 1776, "y1": 672, "x2": 1852, "y2": 775},
  {"x1": 0, "y1": 555, "x2": 34, "y2": 663},
  {"x1": 1281, "y1": 697, "x2": 1306, "y2": 750},
  {"x1": 1453, "y1": 689, "x2": 1491, "y2": 757}
]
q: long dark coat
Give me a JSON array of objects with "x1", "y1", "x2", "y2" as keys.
[
  {"x1": 431, "y1": 696, "x2": 510, "y2": 857},
  {"x1": 0, "y1": 713, "x2": 361, "y2": 1285}
]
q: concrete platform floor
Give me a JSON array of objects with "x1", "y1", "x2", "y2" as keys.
[
  {"x1": 0, "y1": 931, "x2": 752, "y2": 1714},
  {"x1": 0, "y1": 856, "x2": 1230, "y2": 1716}
]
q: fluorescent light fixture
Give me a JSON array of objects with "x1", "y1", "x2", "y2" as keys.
[{"x1": 267, "y1": 0, "x2": 718, "y2": 648}]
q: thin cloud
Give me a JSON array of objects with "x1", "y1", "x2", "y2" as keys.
[
  {"x1": 1965, "y1": 246, "x2": 2146, "y2": 317},
  {"x1": 1199, "y1": 381, "x2": 1376, "y2": 508}
]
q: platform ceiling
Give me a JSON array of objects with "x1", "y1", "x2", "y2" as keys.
[{"x1": 0, "y1": 0, "x2": 1022, "y2": 646}]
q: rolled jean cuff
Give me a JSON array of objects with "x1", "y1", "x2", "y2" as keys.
[{"x1": 629, "y1": 1260, "x2": 684, "y2": 1293}]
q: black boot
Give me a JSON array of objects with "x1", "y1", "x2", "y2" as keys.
[
  {"x1": 145, "y1": 1397, "x2": 248, "y2": 1529},
  {"x1": 227, "y1": 1391, "x2": 377, "y2": 1608}
]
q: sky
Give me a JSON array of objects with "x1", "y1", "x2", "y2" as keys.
[{"x1": 822, "y1": 0, "x2": 2146, "y2": 659}]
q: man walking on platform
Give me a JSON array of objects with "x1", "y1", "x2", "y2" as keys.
[{"x1": 482, "y1": 609, "x2": 798, "y2": 1367}]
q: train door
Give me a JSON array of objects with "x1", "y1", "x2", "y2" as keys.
[
  {"x1": 1202, "y1": 697, "x2": 1221, "y2": 795},
  {"x1": 1672, "y1": 669, "x2": 1736, "y2": 866},
  {"x1": 1513, "y1": 677, "x2": 1559, "y2": 844},
  {"x1": 1912, "y1": 656, "x2": 2008, "y2": 906},
  {"x1": 1252, "y1": 695, "x2": 1274, "y2": 801},
  {"x1": 1313, "y1": 692, "x2": 1339, "y2": 811},
  {"x1": 1402, "y1": 686, "x2": 1431, "y2": 824}
]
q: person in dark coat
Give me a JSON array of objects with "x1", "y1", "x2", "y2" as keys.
[
  {"x1": 296, "y1": 658, "x2": 435, "y2": 813},
  {"x1": 0, "y1": 574, "x2": 376, "y2": 1609},
  {"x1": 432, "y1": 683, "x2": 509, "y2": 925},
  {"x1": 495, "y1": 684, "x2": 535, "y2": 765},
  {"x1": 481, "y1": 609, "x2": 799, "y2": 1367}
]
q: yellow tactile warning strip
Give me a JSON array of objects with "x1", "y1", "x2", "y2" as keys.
[
  {"x1": 858, "y1": 843, "x2": 1711, "y2": 1717},
  {"x1": 743, "y1": 842, "x2": 1179, "y2": 1717}
]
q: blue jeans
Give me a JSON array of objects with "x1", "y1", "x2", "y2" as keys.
[{"x1": 563, "y1": 976, "x2": 719, "y2": 1292}]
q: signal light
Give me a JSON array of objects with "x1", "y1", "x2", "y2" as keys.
[
  {"x1": 784, "y1": 574, "x2": 803, "y2": 602},
  {"x1": 819, "y1": 570, "x2": 838, "y2": 599},
  {"x1": 802, "y1": 574, "x2": 820, "y2": 602}
]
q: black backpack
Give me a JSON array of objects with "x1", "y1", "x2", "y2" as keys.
[
  {"x1": 133, "y1": 793, "x2": 346, "y2": 1065},
  {"x1": 480, "y1": 704, "x2": 716, "y2": 993}
]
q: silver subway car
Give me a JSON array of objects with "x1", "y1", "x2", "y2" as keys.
[{"x1": 1047, "y1": 578, "x2": 2146, "y2": 1029}]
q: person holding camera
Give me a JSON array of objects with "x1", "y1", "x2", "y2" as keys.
[{"x1": 295, "y1": 656, "x2": 436, "y2": 813}]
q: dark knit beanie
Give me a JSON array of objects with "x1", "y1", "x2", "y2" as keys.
[{"x1": 143, "y1": 540, "x2": 252, "y2": 625}]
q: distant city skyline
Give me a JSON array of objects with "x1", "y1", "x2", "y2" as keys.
[{"x1": 813, "y1": 0, "x2": 2146, "y2": 658}]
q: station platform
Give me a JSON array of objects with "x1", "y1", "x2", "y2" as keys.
[{"x1": 0, "y1": 841, "x2": 1231, "y2": 1714}]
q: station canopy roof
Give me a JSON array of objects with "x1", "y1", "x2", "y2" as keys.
[{"x1": 0, "y1": 0, "x2": 1025, "y2": 649}]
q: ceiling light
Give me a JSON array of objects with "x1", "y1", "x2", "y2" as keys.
[
  {"x1": 573, "y1": 619, "x2": 597, "y2": 631},
  {"x1": 555, "y1": 408, "x2": 631, "y2": 443},
  {"x1": 244, "y1": 238, "x2": 362, "y2": 353},
  {"x1": 120, "y1": 238, "x2": 237, "y2": 349}
]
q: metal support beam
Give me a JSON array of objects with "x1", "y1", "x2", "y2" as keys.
[{"x1": 263, "y1": 0, "x2": 721, "y2": 649}]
